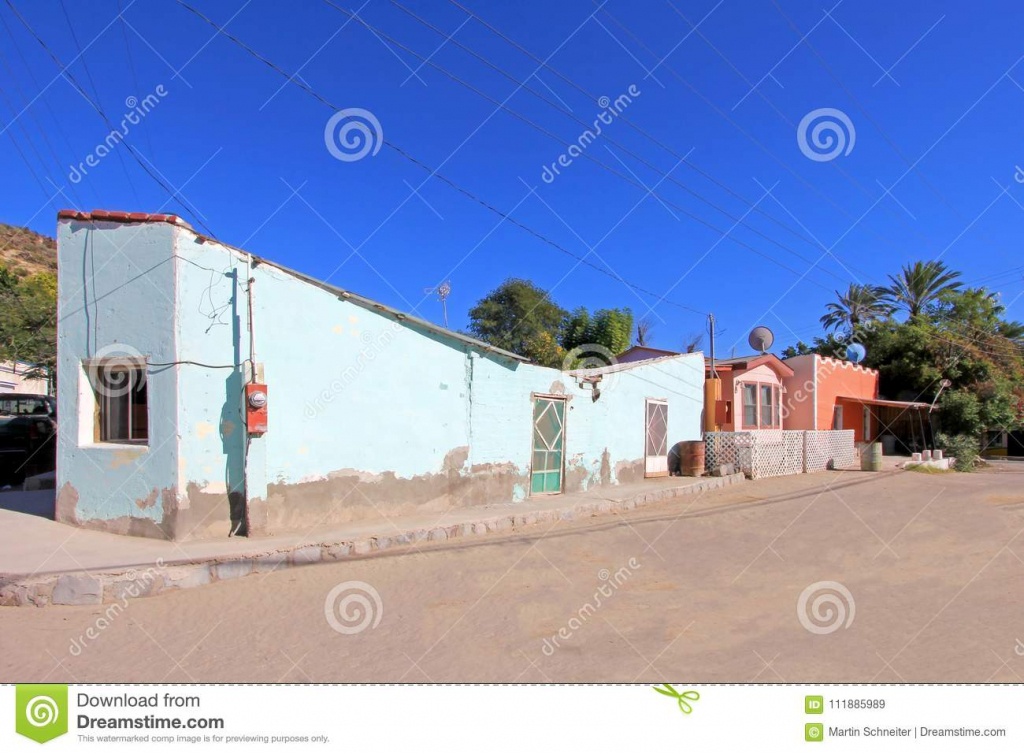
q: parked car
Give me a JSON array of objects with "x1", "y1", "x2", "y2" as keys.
[{"x1": 0, "y1": 393, "x2": 57, "y2": 487}]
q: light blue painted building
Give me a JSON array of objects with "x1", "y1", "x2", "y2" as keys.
[{"x1": 56, "y1": 210, "x2": 705, "y2": 540}]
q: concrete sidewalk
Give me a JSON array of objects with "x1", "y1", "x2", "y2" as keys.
[{"x1": 0, "y1": 473, "x2": 745, "y2": 607}]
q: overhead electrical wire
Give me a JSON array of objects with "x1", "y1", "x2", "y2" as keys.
[
  {"x1": 324, "y1": 0, "x2": 840, "y2": 288},
  {"x1": 594, "y1": 1, "x2": 921, "y2": 264},
  {"x1": 385, "y1": 0, "x2": 853, "y2": 288},
  {"x1": 6, "y1": 0, "x2": 215, "y2": 236},
  {"x1": 175, "y1": 0, "x2": 712, "y2": 316}
]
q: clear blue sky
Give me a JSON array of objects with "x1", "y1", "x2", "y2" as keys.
[{"x1": 2, "y1": 0, "x2": 1023, "y2": 356}]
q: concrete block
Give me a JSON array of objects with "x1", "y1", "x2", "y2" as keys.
[
  {"x1": 290, "y1": 546, "x2": 322, "y2": 565},
  {"x1": 523, "y1": 513, "x2": 538, "y2": 526},
  {"x1": 164, "y1": 565, "x2": 213, "y2": 589},
  {"x1": 214, "y1": 560, "x2": 252, "y2": 581},
  {"x1": 412, "y1": 529, "x2": 430, "y2": 542},
  {"x1": 559, "y1": 509, "x2": 575, "y2": 521},
  {"x1": 108, "y1": 574, "x2": 163, "y2": 602},
  {"x1": 392, "y1": 533, "x2": 413, "y2": 547},
  {"x1": 933, "y1": 449, "x2": 944, "y2": 460},
  {"x1": 254, "y1": 553, "x2": 289, "y2": 573},
  {"x1": 487, "y1": 517, "x2": 513, "y2": 532},
  {"x1": 429, "y1": 528, "x2": 448, "y2": 542},
  {"x1": 374, "y1": 536, "x2": 393, "y2": 551},
  {"x1": 353, "y1": 539, "x2": 374, "y2": 555},
  {"x1": 472, "y1": 523, "x2": 488, "y2": 536},
  {"x1": 52, "y1": 574, "x2": 103, "y2": 606},
  {"x1": 459, "y1": 523, "x2": 475, "y2": 538},
  {"x1": 324, "y1": 543, "x2": 351, "y2": 560}
]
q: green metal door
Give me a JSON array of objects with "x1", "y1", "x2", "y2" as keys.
[{"x1": 531, "y1": 396, "x2": 565, "y2": 494}]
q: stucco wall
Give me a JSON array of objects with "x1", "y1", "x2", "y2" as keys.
[
  {"x1": 56, "y1": 220, "x2": 180, "y2": 538},
  {"x1": 57, "y1": 221, "x2": 706, "y2": 540},
  {"x1": 781, "y1": 355, "x2": 878, "y2": 441}
]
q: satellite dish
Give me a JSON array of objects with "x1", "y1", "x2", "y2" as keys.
[
  {"x1": 748, "y1": 326, "x2": 775, "y2": 354},
  {"x1": 846, "y1": 343, "x2": 866, "y2": 363}
]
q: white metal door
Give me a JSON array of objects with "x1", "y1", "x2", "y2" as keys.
[{"x1": 645, "y1": 399, "x2": 669, "y2": 478}]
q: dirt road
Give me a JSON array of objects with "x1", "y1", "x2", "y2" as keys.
[{"x1": 2, "y1": 466, "x2": 1023, "y2": 682}]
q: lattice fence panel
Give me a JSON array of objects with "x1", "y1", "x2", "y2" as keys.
[
  {"x1": 749, "y1": 431, "x2": 804, "y2": 479},
  {"x1": 803, "y1": 430, "x2": 856, "y2": 472},
  {"x1": 705, "y1": 432, "x2": 754, "y2": 477}
]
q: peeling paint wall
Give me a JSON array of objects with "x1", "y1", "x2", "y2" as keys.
[
  {"x1": 58, "y1": 221, "x2": 705, "y2": 541},
  {"x1": 56, "y1": 220, "x2": 180, "y2": 538}
]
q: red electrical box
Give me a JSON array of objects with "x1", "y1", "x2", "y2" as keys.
[{"x1": 245, "y1": 383, "x2": 268, "y2": 435}]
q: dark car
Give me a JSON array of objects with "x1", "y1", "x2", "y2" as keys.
[{"x1": 0, "y1": 393, "x2": 57, "y2": 486}]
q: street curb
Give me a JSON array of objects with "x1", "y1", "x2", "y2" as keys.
[{"x1": 0, "y1": 473, "x2": 745, "y2": 608}]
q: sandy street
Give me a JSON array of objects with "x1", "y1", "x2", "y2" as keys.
[{"x1": 2, "y1": 466, "x2": 1023, "y2": 683}]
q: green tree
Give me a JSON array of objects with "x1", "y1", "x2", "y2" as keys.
[
  {"x1": 820, "y1": 283, "x2": 891, "y2": 334},
  {"x1": 467, "y1": 278, "x2": 568, "y2": 367},
  {"x1": 885, "y1": 260, "x2": 962, "y2": 319},
  {"x1": 561, "y1": 307, "x2": 633, "y2": 359},
  {"x1": 0, "y1": 266, "x2": 56, "y2": 381}
]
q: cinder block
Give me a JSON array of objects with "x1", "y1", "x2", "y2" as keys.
[{"x1": 52, "y1": 574, "x2": 103, "y2": 605}]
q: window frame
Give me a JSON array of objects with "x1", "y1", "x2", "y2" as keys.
[
  {"x1": 739, "y1": 380, "x2": 782, "y2": 430},
  {"x1": 83, "y1": 357, "x2": 150, "y2": 446}
]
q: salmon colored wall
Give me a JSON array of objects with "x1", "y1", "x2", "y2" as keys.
[
  {"x1": 781, "y1": 355, "x2": 878, "y2": 441},
  {"x1": 780, "y1": 354, "x2": 817, "y2": 430},
  {"x1": 815, "y1": 360, "x2": 880, "y2": 438}
]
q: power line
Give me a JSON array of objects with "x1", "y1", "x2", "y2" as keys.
[
  {"x1": 386, "y1": 0, "x2": 850, "y2": 288},
  {"x1": 174, "y1": 0, "x2": 709, "y2": 316},
  {"x1": 594, "y1": 2, "x2": 919, "y2": 265},
  {"x1": 56, "y1": 0, "x2": 142, "y2": 206},
  {"x1": 6, "y1": 0, "x2": 214, "y2": 235}
]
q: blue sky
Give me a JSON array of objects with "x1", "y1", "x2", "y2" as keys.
[{"x1": 2, "y1": 0, "x2": 1024, "y2": 356}]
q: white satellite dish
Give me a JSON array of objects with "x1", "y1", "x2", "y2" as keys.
[{"x1": 748, "y1": 325, "x2": 775, "y2": 354}]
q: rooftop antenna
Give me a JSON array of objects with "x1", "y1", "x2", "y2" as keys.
[{"x1": 424, "y1": 280, "x2": 452, "y2": 328}]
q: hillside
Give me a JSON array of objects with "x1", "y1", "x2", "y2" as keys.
[{"x1": 0, "y1": 222, "x2": 57, "y2": 276}]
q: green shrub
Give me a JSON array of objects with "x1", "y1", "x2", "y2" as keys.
[{"x1": 935, "y1": 432, "x2": 980, "y2": 472}]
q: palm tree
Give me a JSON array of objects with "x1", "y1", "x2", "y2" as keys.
[
  {"x1": 885, "y1": 261, "x2": 962, "y2": 319},
  {"x1": 820, "y1": 283, "x2": 890, "y2": 333}
]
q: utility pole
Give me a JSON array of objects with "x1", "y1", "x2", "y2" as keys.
[{"x1": 704, "y1": 313, "x2": 720, "y2": 434}]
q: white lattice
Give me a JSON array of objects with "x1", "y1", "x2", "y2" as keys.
[
  {"x1": 803, "y1": 430, "x2": 856, "y2": 472},
  {"x1": 705, "y1": 430, "x2": 855, "y2": 479}
]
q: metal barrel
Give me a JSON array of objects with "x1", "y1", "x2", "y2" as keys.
[
  {"x1": 682, "y1": 440, "x2": 706, "y2": 477},
  {"x1": 860, "y1": 441, "x2": 883, "y2": 471}
]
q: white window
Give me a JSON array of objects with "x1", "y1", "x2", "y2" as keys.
[{"x1": 86, "y1": 361, "x2": 149, "y2": 444}]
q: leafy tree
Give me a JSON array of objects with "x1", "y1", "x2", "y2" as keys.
[
  {"x1": 467, "y1": 278, "x2": 568, "y2": 367},
  {"x1": 820, "y1": 283, "x2": 891, "y2": 334},
  {"x1": 885, "y1": 260, "x2": 961, "y2": 319},
  {"x1": 561, "y1": 307, "x2": 633, "y2": 358},
  {"x1": 0, "y1": 265, "x2": 56, "y2": 382}
]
